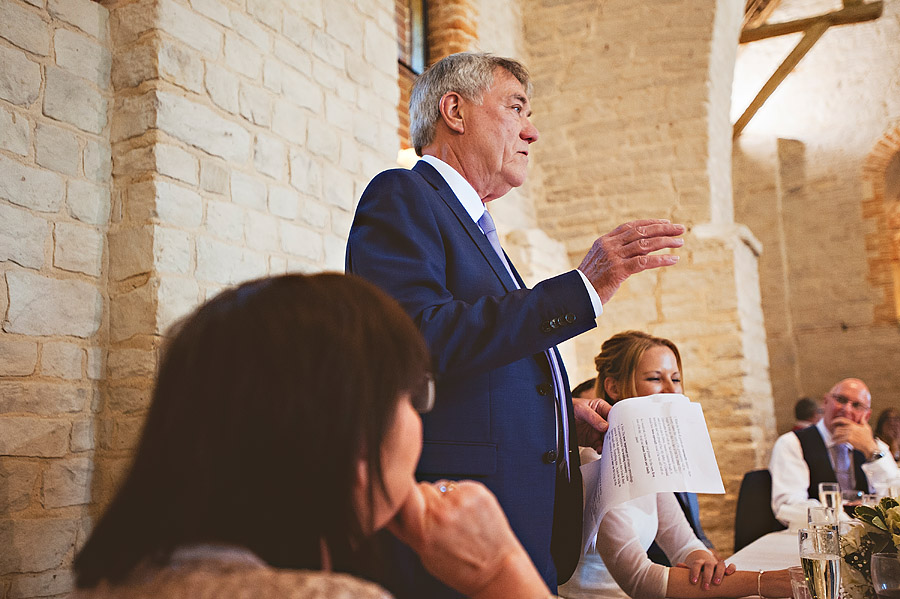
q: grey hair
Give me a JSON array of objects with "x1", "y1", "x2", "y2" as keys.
[{"x1": 409, "y1": 52, "x2": 533, "y2": 156}]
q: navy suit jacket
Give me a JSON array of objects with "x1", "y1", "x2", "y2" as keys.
[{"x1": 346, "y1": 161, "x2": 597, "y2": 590}]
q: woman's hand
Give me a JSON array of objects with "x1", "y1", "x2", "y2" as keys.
[
  {"x1": 676, "y1": 550, "x2": 735, "y2": 590},
  {"x1": 387, "y1": 480, "x2": 550, "y2": 599}
]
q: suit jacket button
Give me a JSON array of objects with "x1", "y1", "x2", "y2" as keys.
[
  {"x1": 549, "y1": 318, "x2": 559, "y2": 329},
  {"x1": 543, "y1": 449, "x2": 558, "y2": 464},
  {"x1": 536, "y1": 383, "x2": 552, "y2": 396},
  {"x1": 565, "y1": 312, "x2": 576, "y2": 324},
  {"x1": 541, "y1": 321, "x2": 552, "y2": 333}
]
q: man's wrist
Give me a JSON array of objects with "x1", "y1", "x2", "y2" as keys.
[{"x1": 868, "y1": 448, "x2": 886, "y2": 462}]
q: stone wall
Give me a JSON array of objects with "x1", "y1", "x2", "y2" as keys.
[
  {"x1": 0, "y1": 0, "x2": 110, "y2": 594},
  {"x1": 521, "y1": 0, "x2": 775, "y2": 551},
  {"x1": 733, "y1": 0, "x2": 900, "y2": 433}
]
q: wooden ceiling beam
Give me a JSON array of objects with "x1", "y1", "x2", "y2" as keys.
[{"x1": 740, "y1": 1, "x2": 883, "y2": 43}]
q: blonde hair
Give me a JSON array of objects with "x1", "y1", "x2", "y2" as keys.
[{"x1": 593, "y1": 330, "x2": 683, "y2": 403}]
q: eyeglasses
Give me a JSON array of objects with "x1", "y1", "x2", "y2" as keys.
[
  {"x1": 412, "y1": 373, "x2": 435, "y2": 414},
  {"x1": 828, "y1": 393, "x2": 870, "y2": 412}
]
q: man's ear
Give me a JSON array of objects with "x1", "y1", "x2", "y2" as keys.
[
  {"x1": 604, "y1": 377, "x2": 621, "y2": 402},
  {"x1": 438, "y1": 91, "x2": 465, "y2": 134}
]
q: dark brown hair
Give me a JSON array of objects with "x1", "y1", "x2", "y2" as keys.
[{"x1": 74, "y1": 273, "x2": 431, "y2": 587}]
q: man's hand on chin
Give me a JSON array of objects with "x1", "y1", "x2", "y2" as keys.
[{"x1": 831, "y1": 416, "x2": 878, "y2": 456}]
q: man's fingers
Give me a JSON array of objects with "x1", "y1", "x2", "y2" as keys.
[{"x1": 610, "y1": 221, "x2": 685, "y2": 245}]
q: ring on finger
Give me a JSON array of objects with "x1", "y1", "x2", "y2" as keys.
[{"x1": 438, "y1": 482, "x2": 458, "y2": 494}]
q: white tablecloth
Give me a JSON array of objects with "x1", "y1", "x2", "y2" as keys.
[{"x1": 727, "y1": 530, "x2": 800, "y2": 571}]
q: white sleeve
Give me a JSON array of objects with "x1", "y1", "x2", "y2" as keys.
[
  {"x1": 654, "y1": 493, "x2": 710, "y2": 566},
  {"x1": 769, "y1": 432, "x2": 819, "y2": 526},
  {"x1": 595, "y1": 497, "x2": 670, "y2": 599},
  {"x1": 862, "y1": 438, "x2": 900, "y2": 488}
]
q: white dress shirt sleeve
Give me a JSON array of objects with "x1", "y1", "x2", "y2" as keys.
[
  {"x1": 576, "y1": 269, "x2": 603, "y2": 318},
  {"x1": 769, "y1": 432, "x2": 820, "y2": 527},
  {"x1": 862, "y1": 438, "x2": 900, "y2": 489}
]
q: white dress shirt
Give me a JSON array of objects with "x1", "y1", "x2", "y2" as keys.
[
  {"x1": 769, "y1": 418, "x2": 899, "y2": 527},
  {"x1": 418, "y1": 155, "x2": 603, "y2": 318},
  {"x1": 558, "y1": 448, "x2": 709, "y2": 599}
]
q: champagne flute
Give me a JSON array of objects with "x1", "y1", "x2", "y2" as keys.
[
  {"x1": 808, "y1": 506, "x2": 838, "y2": 531},
  {"x1": 798, "y1": 527, "x2": 841, "y2": 599},
  {"x1": 872, "y1": 553, "x2": 900, "y2": 599},
  {"x1": 819, "y1": 482, "x2": 841, "y2": 511}
]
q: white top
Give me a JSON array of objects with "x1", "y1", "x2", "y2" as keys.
[
  {"x1": 418, "y1": 155, "x2": 603, "y2": 318},
  {"x1": 559, "y1": 449, "x2": 709, "y2": 599},
  {"x1": 769, "y1": 419, "x2": 899, "y2": 527}
]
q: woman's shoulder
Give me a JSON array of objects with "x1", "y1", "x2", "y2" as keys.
[{"x1": 73, "y1": 562, "x2": 394, "y2": 599}]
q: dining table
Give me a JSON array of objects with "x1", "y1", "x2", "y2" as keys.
[{"x1": 727, "y1": 529, "x2": 801, "y2": 572}]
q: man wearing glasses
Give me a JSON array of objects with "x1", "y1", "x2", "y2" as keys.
[{"x1": 769, "y1": 378, "x2": 900, "y2": 526}]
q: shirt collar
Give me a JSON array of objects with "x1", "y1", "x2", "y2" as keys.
[
  {"x1": 419, "y1": 155, "x2": 485, "y2": 225},
  {"x1": 817, "y1": 418, "x2": 838, "y2": 448}
]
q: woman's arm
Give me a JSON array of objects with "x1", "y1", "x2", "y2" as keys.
[{"x1": 666, "y1": 568, "x2": 791, "y2": 598}]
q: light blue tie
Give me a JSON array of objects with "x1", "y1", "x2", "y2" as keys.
[{"x1": 478, "y1": 210, "x2": 571, "y2": 479}]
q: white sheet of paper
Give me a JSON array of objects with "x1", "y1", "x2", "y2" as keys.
[{"x1": 581, "y1": 393, "x2": 724, "y2": 552}]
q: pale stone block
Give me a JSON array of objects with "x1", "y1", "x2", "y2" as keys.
[
  {"x1": 254, "y1": 133, "x2": 284, "y2": 180},
  {"x1": 0, "y1": 45, "x2": 41, "y2": 106},
  {"x1": 325, "y1": 94, "x2": 354, "y2": 132},
  {"x1": 280, "y1": 221, "x2": 323, "y2": 261},
  {"x1": 158, "y1": 37, "x2": 204, "y2": 94},
  {"x1": 4, "y1": 270, "x2": 102, "y2": 337},
  {"x1": 206, "y1": 199, "x2": 244, "y2": 242},
  {"x1": 157, "y1": 91, "x2": 250, "y2": 163},
  {"x1": 230, "y1": 171, "x2": 267, "y2": 210},
  {"x1": 108, "y1": 0, "x2": 154, "y2": 46},
  {"x1": 86, "y1": 347, "x2": 104, "y2": 380},
  {"x1": 262, "y1": 57, "x2": 283, "y2": 92},
  {"x1": 0, "y1": 203, "x2": 48, "y2": 269},
  {"x1": 297, "y1": 0, "x2": 323, "y2": 28},
  {"x1": 268, "y1": 186, "x2": 299, "y2": 219},
  {"x1": 83, "y1": 138, "x2": 112, "y2": 182},
  {"x1": 0, "y1": 106, "x2": 30, "y2": 156},
  {"x1": 42, "y1": 457, "x2": 92, "y2": 508},
  {"x1": 189, "y1": 0, "x2": 231, "y2": 27},
  {"x1": 323, "y1": 2, "x2": 363, "y2": 52},
  {"x1": 246, "y1": 0, "x2": 281, "y2": 33},
  {"x1": 154, "y1": 225, "x2": 193, "y2": 274},
  {"x1": 288, "y1": 149, "x2": 322, "y2": 197},
  {"x1": 0, "y1": 459, "x2": 39, "y2": 512},
  {"x1": 35, "y1": 122, "x2": 81, "y2": 176},
  {"x1": 195, "y1": 237, "x2": 267, "y2": 285},
  {"x1": 273, "y1": 37, "x2": 311, "y2": 76},
  {"x1": 281, "y1": 69, "x2": 323, "y2": 113},
  {"x1": 352, "y1": 111, "x2": 379, "y2": 150},
  {"x1": 330, "y1": 206, "x2": 352, "y2": 237},
  {"x1": 107, "y1": 348, "x2": 155, "y2": 379},
  {"x1": 231, "y1": 10, "x2": 271, "y2": 50},
  {"x1": 245, "y1": 211, "x2": 278, "y2": 252},
  {"x1": 111, "y1": 41, "x2": 157, "y2": 90},
  {"x1": 0, "y1": 518, "x2": 78, "y2": 573},
  {"x1": 224, "y1": 32, "x2": 262, "y2": 79},
  {"x1": 0, "y1": 154, "x2": 65, "y2": 212},
  {"x1": 363, "y1": 20, "x2": 395, "y2": 77},
  {"x1": 0, "y1": 0, "x2": 50, "y2": 55},
  {"x1": 71, "y1": 418, "x2": 93, "y2": 452},
  {"x1": 339, "y1": 136, "x2": 360, "y2": 173},
  {"x1": 9, "y1": 569, "x2": 75, "y2": 599},
  {"x1": 157, "y1": 0, "x2": 222, "y2": 56},
  {"x1": 43, "y1": 66, "x2": 108, "y2": 134},
  {"x1": 299, "y1": 196, "x2": 329, "y2": 229},
  {"x1": 113, "y1": 145, "x2": 158, "y2": 177},
  {"x1": 205, "y1": 62, "x2": 240, "y2": 114},
  {"x1": 0, "y1": 339, "x2": 38, "y2": 376},
  {"x1": 41, "y1": 342, "x2": 84, "y2": 380},
  {"x1": 272, "y1": 99, "x2": 307, "y2": 145},
  {"x1": 281, "y1": 10, "x2": 312, "y2": 48},
  {"x1": 0, "y1": 418, "x2": 70, "y2": 458},
  {"x1": 107, "y1": 385, "x2": 150, "y2": 413},
  {"x1": 109, "y1": 281, "x2": 156, "y2": 342},
  {"x1": 269, "y1": 254, "x2": 287, "y2": 274},
  {"x1": 157, "y1": 275, "x2": 200, "y2": 331},
  {"x1": 312, "y1": 30, "x2": 343, "y2": 70},
  {"x1": 322, "y1": 164, "x2": 354, "y2": 211},
  {"x1": 345, "y1": 53, "x2": 372, "y2": 87},
  {"x1": 110, "y1": 90, "x2": 157, "y2": 142},
  {"x1": 54, "y1": 221, "x2": 103, "y2": 277},
  {"x1": 155, "y1": 179, "x2": 203, "y2": 227},
  {"x1": 156, "y1": 144, "x2": 200, "y2": 185},
  {"x1": 108, "y1": 226, "x2": 152, "y2": 281},
  {"x1": 49, "y1": 0, "x2": 108, "y2": 39},
  {"x1": 54, "y1": 28, "x2": 111, "y2": 88},
  {"x1": 200, "y1": 160, "x2": 229, "y2": 195},
  {"x1": 0, "y1": 380, "x2": 88, "y2": 413},
  {"x1": 238, "y1": 83, "x2": 272, "y2": 126},
  {"x1": 323, "y1": 233, "x2": 345, "y2": 271}
]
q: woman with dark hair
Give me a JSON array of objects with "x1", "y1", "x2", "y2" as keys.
[
  {"x1": 875, "y1": 407, "x2": 900, "y2": 462},
  {"x1": 73, "y1": 273, "x2": 550, "y2": 599},
  {"x1": 559, "y1": 331, "x2": 792, "y2": 599}
]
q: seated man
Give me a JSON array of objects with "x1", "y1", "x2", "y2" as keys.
[{"x1": 769, "y1": 378, "x2": 899, "y2": 526}]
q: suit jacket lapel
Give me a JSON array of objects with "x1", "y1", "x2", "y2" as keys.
[{"x1": 413, "y1": 161, "x2": 518, "y2": 293}]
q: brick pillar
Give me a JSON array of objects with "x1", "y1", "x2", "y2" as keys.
[{"x1": 427, "y1": 0, "x2": 479, "y2": 62}]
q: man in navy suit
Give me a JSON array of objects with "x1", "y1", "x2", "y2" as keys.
[{"x1": 346, "y1": 52, "x2": 684, "y2": 595}]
